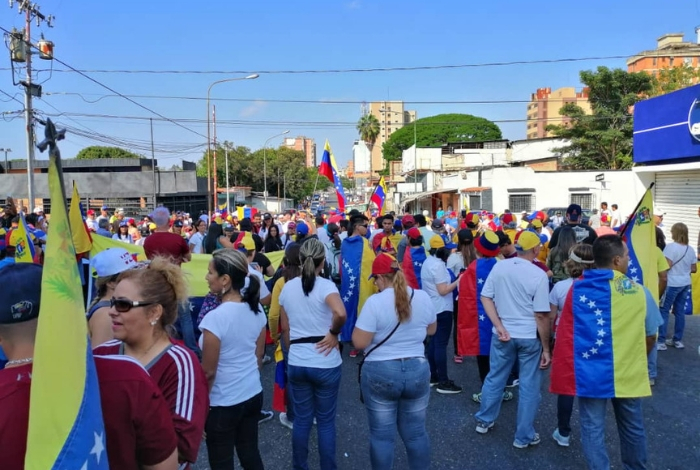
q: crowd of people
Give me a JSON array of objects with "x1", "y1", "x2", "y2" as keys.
[{"x1": 0, "y1": 196, "x2": 697, "y2": 470}]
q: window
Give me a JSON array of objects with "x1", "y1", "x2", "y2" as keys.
[
  {"x1": 570, "y1": 193, "x2": 594, "y2": 208},
  {"x1": 468, "y1": 195, "x2": 481, "y2": 210},
  {"x1": 670, "y1": 56, "x2": 675, "y2": 67},
  {"x1": 508, "y1": 194, "x2": 533, "y2": 213},
  {"x1": 685, "y1": 57, "x2": 693, "y2": 65},
  {"x1": 653, "y1": 57, "x2": 657, "y2": 67}
]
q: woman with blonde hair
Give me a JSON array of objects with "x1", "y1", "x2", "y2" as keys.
[
  {"x1": 94, "y1": 257, "x2": 209, "y2": 469},
  {"x1": 352, "y1": 253, "x2": 437, "y2": 470},
  {"x1": 658, "y1": 222, "x2": 697, "y2": 350},
  {"x1": 279, "y1": 238, "x2": 346, "y2": 469}
]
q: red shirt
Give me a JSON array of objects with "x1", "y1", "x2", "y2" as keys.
[
  {"x1": 0, "y1": 356, "x2": 177, "y2": 470},
  {"x1": 94, "y1": 340, "x2": 209, "y2": 465},
  {"x1": 143, "y1": 231, "x2": 190, "y2": 265}
]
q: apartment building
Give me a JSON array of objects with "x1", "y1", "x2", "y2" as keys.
[{"x1": 526, "y1": 87, "x2": 592, "y2": 139}]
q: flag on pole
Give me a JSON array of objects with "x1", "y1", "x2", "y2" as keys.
[
  {"x1": 25, "y1": 120, "x2": 109, "y2": 469},
  {"x1": 370, "y1": 176, "x2": 388, "y2": 215},
  {"x1": 318, "y1": 140, "x2": 346, "y2": 211},
  {"x1": 12, "y1": 213, "x2": 36, "y2": 263},
  {"x1": 69, "y1": 182, "x2": 93, "y2": 254},
  {"x1": 236, "y1": 206, "x2": 258, "y2": 220},
  {"x1": 619, "y1": 187, "x2": 659, "y2": 302},
  {"x1": 457, "y1": 257, "x2": 498, "y2": 356}
]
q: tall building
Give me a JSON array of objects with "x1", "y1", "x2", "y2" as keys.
[
  {"x1": 526, "y1": 87, "x2": 592, "y2": 139},
  {"x1": 367, "y1": 101, "x2": 416, "y2": 178},
  {"x1": 283, "y1": 136, "x2": 317, "y2": 167},
  {"x1": 627, "y1": 31, "x2": 700, "y2": 75}
]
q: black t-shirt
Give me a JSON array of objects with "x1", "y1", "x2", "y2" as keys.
[{"x1": 549, "y1": 223, "x2": 597, "y2": 249}]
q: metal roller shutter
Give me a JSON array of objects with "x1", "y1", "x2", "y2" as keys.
[{"x1": 654, "y1": 171, "x2": 700, "y2": 249}]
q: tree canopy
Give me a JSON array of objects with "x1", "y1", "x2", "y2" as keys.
[
  {"x1": 356, "y1": 114, "x2": 380, "y2": 149},
  {"x1": 649, "y1": 64, "x2": 700, "y2": 97},
  {"x1": 547, "y1": 66, "x2": 653, "y2": 170},
  {"x1": 381, "y1": 113, "x2": 502, "y2": 162},
  {"x1": 75, "y1": 146, "x2": 143, "y2": 160}
]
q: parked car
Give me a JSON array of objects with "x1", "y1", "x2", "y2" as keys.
[{"x1": 541, "y1": 207, "x2": 592, "y2": 225}]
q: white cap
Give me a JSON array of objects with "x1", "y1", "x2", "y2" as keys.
[
  {"x1": 422, "y1": 210, "x2": 429, "y2": 217},
  {"x1": 653, "y1": 208, "x2": 665, "y2": 217},
  {"x1": 33, "y1": 206, "x2": 44, "y2": 214},
  {"x1": 116, "y1": 208, "x2": 125, "y2": 214},
  {"x1": 91, "y1": 248, "x2": 139, "y2": 278}
]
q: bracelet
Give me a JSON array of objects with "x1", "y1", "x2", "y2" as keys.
[{"x1": 329, "y1": 327, "x2": 341, "y2": 336}]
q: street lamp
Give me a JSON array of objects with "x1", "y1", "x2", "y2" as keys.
[
  {"x1": 206, "y1": 73, "x2": 259, "y2": 216},
  {"x1": 0, "y1": 148, "x2": 11, "y2": 174},
  {"x1": 263, "y1": 130, "x2": 290, "y2": 209},
  {"x1": 379, "y1": 108, "x2": 418, "y2": 193}
]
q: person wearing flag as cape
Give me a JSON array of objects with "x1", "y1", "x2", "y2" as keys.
[{"x1": 550, "y1": 235, "x2": 663, "y2": 470}]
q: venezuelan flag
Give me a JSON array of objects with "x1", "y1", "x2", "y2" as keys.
[
  {"x1": 550, "y1": 269, "x2": 651, "y2": 399},
  {"x1": 12, "y1": 213, "x2": 36, "y2": 263},
  {"x1": 69, "y1": 182, "x2": 93, "y2": 254},
  {"x1": 25, "y1": 152, "x2": 109, "y2": 468},
  {"x1": 457, "y1": 258, "x2": 498, "y2": 356},
  {"x1": 272, "y1": 344, "x2": 287, "y2": 413},
  {"x1": 236, "y1": 206, "x2": 258, "y2": 220},
  {"x1": 318, "y1": 140, "x2": 346, "y2": 211},
  {"x1": 402, "y1": 246, "x2": 426, "y2": 289},
  {"x1": 620, "y1": 188, "x2": 659, "y2": 302},
  {"x1": 339, "y1": 235, "x2": 376, "y2": 340},
  {"x1": 370, "y1": 176, "x2": 387, "y2": 216}
]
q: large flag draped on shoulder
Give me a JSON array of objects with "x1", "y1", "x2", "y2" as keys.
[
  {"x1": 339, "y1": 235, "x2": 376, "y2": 340},
  {"x1": 272, "y1": 343, "x2": 287, "y2": 413},
  {"x1": 12, "y1": 213, "x2": 36, "y2": 263},
  {"x1": 318, "y1": 140, "x2": 346, "y2": 211},
  {"x1": 370, "y1": 176, "x2": 387, "y2": 216},
  {"x1": 457, "y1": 258, "x2": 497, "y2": 356},
  {"x1": 620, "y1": 187, "x2": 659, "y2": 302},
  {"x1": 550, "y1": 269, "x2": 651, "y2": 399},
  {"x1": 26, "y1": 122, "x2": 109, "y2": 469},
  {"x1": 402, "y1": 246, "x2": 426, "y2": 289},
  {"x1": 69, "y1": 182, "x2": 93, "y2": 254}
]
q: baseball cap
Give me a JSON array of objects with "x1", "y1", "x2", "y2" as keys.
[
  {"x1": 116, "y1": 208, "x2": 125, "y2": 215},
  {"x1": 287, "y1": 221, "x2": 297, "y2": 229},
  {"x1": 406, "y1": 227, "x2": 421, "y2": 240},
  {"x1": 33, "y1": 206, "x2": 43, "y2": 214},
  {"x1": 119, "y1": 220, "x2": 128, "y2": 227},
  {"x1": 515, "y1": 230, "x2": 541, "y2": 251},
  {"x1": 465, "y1": 212, "x2": 481, "y2": 227},
  {"x1": 431, "y1": 219, "x2": 444, "y2": 230},
  {"x1": 422, "y1": 210, "x2": 430, "y2": 217},
  {"x1": 501, "y1": 213, "x2": 515, "y2": 226},
  {"x1": 296, "y1": 223, "x2": 309, "y2": 236},
  {"x1": 173, "y1": 220, "x2": 183, "y2": 228},
  {"x1": 429, "y1": 235, "x2": 445, "y2": 249},
  {"x1": 393, "y1": 219, "x2": 403, "y2": 231},
  {"x1": 223, "y1": 223, "x2": 234, "y2": 231},
  {"x1": 368, "y1": 253, "x2": 399, "y2": 279},
  {"x1": 456, "y1": 229, "x2": 474, "y2": 245},
  {"x1": 263, "y1": 213, "x2": 272, "y2": 220},
  {"x1": 91, "y1": 248, "x2": 139, "y2": 278},
  {"x1": 530, "y1": 218, "x2": 543, "y2": 229},
  {"x1": 566, "y1": 204, "x2": 582, "y2": 222},
  {"x1": 653, "y1": 208, "x2": 665, "y2": 217},
  {"x1": 401, "y1": 215, "x2": 415, "y2": 227},
  {"x1": 0, "y1": 263, "x2": 42, "y2": 324},
  {"x1": 87, "y1": 209, "x2": 95, "y2": 216},
  {"x1": 474, "y1": 230, "x2": 501, "y2": 257},
  {"x1": 101, "y1": 205, "x2": 109, "y2": 210}
]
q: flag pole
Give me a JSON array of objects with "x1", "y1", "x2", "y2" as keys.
[
  {"x1": 312, "y1": 171, "x2": 320, "y2": 203},
  {"x1": 618, "y1": 182, "x2": 655, "y2": 236}
]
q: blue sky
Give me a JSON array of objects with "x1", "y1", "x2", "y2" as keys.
[{"x1": 1, "y1": 0, "x2": 699, "y2": 167}]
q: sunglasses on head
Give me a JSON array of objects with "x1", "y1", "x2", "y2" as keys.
[{"x1": 110, "y1": 298, "x2": 154, "y2": 313}]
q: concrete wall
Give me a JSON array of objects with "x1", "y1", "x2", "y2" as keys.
[{"x1": 401, "y1": 146, "x2": 441, "y2": 173}]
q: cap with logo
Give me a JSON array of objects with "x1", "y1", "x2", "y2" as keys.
[
  {"x1": 368, "y1": 253, "x2": 399, "y2": 279},
  {"x1": 515, "y1": 230, "x2": 542, "y2": 251},
  {"x1": 566, "y1": 204, "x2": 582, "y2": 222},
  {"x1": 431, "y1": 219, "x2": 444, "y2": 230},
  {"x1": 91, "y1": 248, "x2": 139, "y2": 278},
  {"x1": 296, "y1": 222, "x2": 309, "y2": 236},
  {"x1": 474, "y1": 230, "x2": 501, "y2": 257},
  {"x1": 0, "y1": 263, "x2": 42, "y2": 324}
]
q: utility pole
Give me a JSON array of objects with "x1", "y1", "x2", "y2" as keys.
[
  {"x1": 150, "y1": 118, "x2": 157, "y2": 210},
  {"x1": 9, "y1": 1, "x2": 55, "y2": 212},
  {"x1": 212, "y1": 105, "x2": 218, "y2": 211},
  {"x1": 225, "y1": 146, "x2": 230, "y2": 211},
  {"x1": 0, "y1": 148, "x2": 11, "y2": 173}
]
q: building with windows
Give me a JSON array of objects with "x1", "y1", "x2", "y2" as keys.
[
  {"x1": 283, "y1": 136, "x2": 317, "y2": 167},
  {"x1": 526, "y1": 87, "x2": 592, "y2": 139},
  {"x1": 627, "y1": 31, "x2": 700, "y2": 75},
  {"x1": 367, "y1": 101, "x2": 416, "y2": 178}
]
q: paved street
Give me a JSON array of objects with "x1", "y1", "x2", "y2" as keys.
[{"x1": 194, "y1": 316, "x2": 700, "y2": 469}]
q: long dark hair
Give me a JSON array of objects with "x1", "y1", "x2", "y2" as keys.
[
  {"x1": 263, "y1": 225, "x2": 283, "y2": 253},
  {"x1": 204, "y1": 222, "x2": 224, "y2": 254},
  {"x1": 211, "y1": 249, "x2": 261, "y2": 314},
  {"x1": 300, "y1": 238, "x2": 326, "y2": 296},
  {"x1": 282, "y1": 243, "x2": 302, "y2": 282}
]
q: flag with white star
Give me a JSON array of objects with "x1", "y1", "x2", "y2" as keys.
[
  {"x1": 550, "y1": 269, "x2": 652, "y2": 399},
  {"x1": 25, "y1": 138, "x2": 110, "y2": 469},
  {"x1": 318, "y1": 140, "x2": 347, "y2": 211},
  {"x1": 339, "y1": 235, "x2": 376, "y2": 340},
  {"x1": 684, "y1": 287, "x2": 693, "y2": 315},
  {"x1": 402, "y1": 246, "x2": 427, "y2": 289},
  {"x1": 620, "y1": 188, "x2": 659, "y2": 303},
  {"x1": 457, "y1": 257, "x2": 497, "y2": 356}
]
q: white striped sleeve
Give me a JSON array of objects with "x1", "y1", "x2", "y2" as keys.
[{"x1": 167, "y1": 346, "x2": 195, "y2": 421}]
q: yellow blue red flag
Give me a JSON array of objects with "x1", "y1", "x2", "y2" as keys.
[
  {"x1": 12, "y1": 213, "x2": 36, "y2": 263},
  {"x1": 318, "y1": 140, "x2": 346, "y2": 211},
  {"x1": 25, "y1": 151, "x2": 109, "y2": 469},
  {"x1": 339, "y1": 235, "x2": 376, "y2": 340},
  {"x1": 69, "y1": 182, "x2": 93, "y2": 254},
  {"x1": 620, "y1": 187, "x2": 659, "y2": 302},
  {"x1": 370, "y1": 176, "x2": 388, "y2": 215}
]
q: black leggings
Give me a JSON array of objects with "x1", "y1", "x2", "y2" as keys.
[
  {"x1": 205, "y1": 392, "x2": 265, "y2": 470},
  {"x1": 453, "y1": 300, "x2": 459, "y2": 356}
]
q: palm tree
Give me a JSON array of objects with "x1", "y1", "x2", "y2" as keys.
[{"x1": 356, "y1": 114, "x2": 380, "y2": 150}]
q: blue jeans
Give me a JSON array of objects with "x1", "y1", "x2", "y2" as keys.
[
  {"x1": 658, "y1": 285, "x2": 690, "y2": 342},
  {"x1": 475, "y1": 336, "x2": 542, "y2": 445},
  {"x1": 288, "y1": 365, "x2": 342, "y2": 470},
  {"x1": 361, "y1": 358, "x2": 431, "y2": 470},
  {"x1": 282, "y1": 345, "x2": 295, "y2": 422},
  {"x1": 578, "y1": 397, "x2": 647, "y2": 470},
  {"x1": 647, "y1": 347, "x2": 657, "y2": 380},
  {"x1": 178, "y1": 301, "x2": 201, "y2": 359},
  {"x1": 426, "y1": 311, "x2": 452, "y2": 382}
]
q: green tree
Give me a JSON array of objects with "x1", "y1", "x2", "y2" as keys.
[
  {"x1": 548, "y1": 66, "x2": 653, "y2": 170},
  {"x1": 649, "y1": 64, "x2": 700, "y2": 96},
  {"x1": 75, "y1": 146, "x2": 143, "y2": 159},
  {"x1": 381, "y1": 114, "x2": 503, "y2": 162},
  {"x1": 356, "y1": 114, "x2": 380, "y2": 150}
]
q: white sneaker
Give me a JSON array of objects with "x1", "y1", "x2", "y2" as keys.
[
  {"x1": 657, "y1": 342, "x2": 667, "y2": 351},
  {"x1": 279, "y1": 412, "x2": 293, "y2": 430},
  {"x1": 552, "y1": 429, "x2": 571, "y2": 447},
  {"x1": 665, "y1": 339, "x2": 674, "y2": 346},
  {"x1": 674, "y1": 340, "x2": 685, "y2": 349}
]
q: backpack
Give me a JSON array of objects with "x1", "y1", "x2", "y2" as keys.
[{"x1": 326, "y1": 241, "x2": 341, "y2": 283}]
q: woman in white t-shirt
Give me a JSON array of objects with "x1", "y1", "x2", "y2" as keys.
[
  {"x1": 279, "y1": 238, "x2": 346, "y2": 470},
  {"x1": 188, "y1": 218, "x2": 207, "y2": 254},
  {"x1": 200, "y1": 248, "x2": 266, "y2": 470},
  {"x1": 659, "y1": 222, "x2": 698, "y2": 350},
  {"x1": 352, "y1": 253, "x2": 437, "y2": 470},
  {"x1": 548, "y1": 243, "x2": 594, "y2": 448}
]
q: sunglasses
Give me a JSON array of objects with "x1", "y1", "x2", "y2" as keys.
[{"x1": 110, "y1": 298, "x2": 154, "y2": 313}]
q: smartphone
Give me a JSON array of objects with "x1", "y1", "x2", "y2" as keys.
[{"x1": 250, "y1": 262, "x2": 260, "y2": 269}]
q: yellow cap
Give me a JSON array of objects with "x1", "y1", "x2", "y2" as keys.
[{"x1": 429, "y1": 235, "x2": 445, "y2": 249}]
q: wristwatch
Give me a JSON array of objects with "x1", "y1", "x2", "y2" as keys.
[{"x1": 329, "y1": 327, "x2": 341, "y2": 336}]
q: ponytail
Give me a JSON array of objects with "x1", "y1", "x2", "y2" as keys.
[
  {"x1": 243, "y1": 275, "x2": 262, "y2": 314},
  {"x1": 301, "y1": 256, "x2": 317, "y2": 296},
  {"x1": 392, "y1": 270, "x2": 412, "y2": 323},
  {"x1": 299, "y1": 238, "x2": 326, "y2": 296}
]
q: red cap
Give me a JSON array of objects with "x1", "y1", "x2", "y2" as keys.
[
  {"x1": 501, "y1": 213, "x2": 515, "y2": 225},
  {"x1": 369, "y1": 253, "x2": 399, "y2": 279},
  {"x1": 406, "y1": 227, "x2": 421, "y2": 240},
  {"x1": 402, "y1": 215, "x2": 415, "y2": 227},
  {"x1": 86, "y1": 209, "x2": 95, "y2": 215}
]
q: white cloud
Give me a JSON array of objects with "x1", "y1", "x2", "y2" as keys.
[{"x1": 239, "y1": 100, "x2": 268, "y2": 117}]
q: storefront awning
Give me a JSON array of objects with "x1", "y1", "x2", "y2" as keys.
[
  {"x1": 460, "y1": 186, "x2": 490, "y2": 193},
  {"x1": 402, "y1": 188, "x2": 457, "y2": 205}
]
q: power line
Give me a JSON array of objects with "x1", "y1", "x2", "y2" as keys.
[
  {"x1": 0, "y1": 54, "x2": 630, "y2": 75},
  {"x1": 0, "y1": 88, "x2": 24, "y2": 106}
]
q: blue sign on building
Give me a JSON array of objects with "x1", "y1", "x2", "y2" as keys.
[{"x1": 634, "y1": 84, "x2": 700, "y2": 163}]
